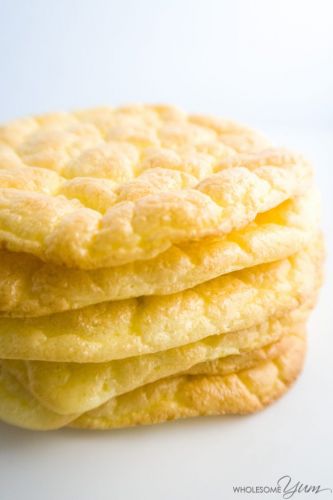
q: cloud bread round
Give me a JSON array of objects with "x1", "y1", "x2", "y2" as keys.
[
  {"x1": 0, "y1": 240, "x2": 322, "y2": 363},
  {"x1": 0, "y1": 192, "x2": 320, "y2": 317},
  {"x1": 0, "y1": 105, "x2": 313, "y2": 269},
  {"x1": 0, "y1": 329, "x2": 305, "y2": 430},
  {"x1": 2, "y1": 302, "x2": 312, "y2": 415}
]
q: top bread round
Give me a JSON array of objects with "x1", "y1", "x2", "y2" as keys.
[{"x1": 0, "y1": 105, "x2": 313, "y2": 269}]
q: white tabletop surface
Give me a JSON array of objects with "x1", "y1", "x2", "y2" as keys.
[{"x1": 0, "y1": 126, "x2": 332, "y2": 500}]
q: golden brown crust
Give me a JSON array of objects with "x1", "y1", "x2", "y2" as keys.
[
  {"x1": 0, "y1": 106, "x2": 313, "y2": 269},
  {"x1": 71, "y1": 331, "x2": 306, "y2": 429}
]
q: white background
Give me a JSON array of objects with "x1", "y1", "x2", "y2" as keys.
[{"x1": 0, "y1": 1, "x2": 332, "y2": 499}]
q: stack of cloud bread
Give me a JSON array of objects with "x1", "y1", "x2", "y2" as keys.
[{"x1": 0, "y1": 104, "x2": 323, "y2": 431}]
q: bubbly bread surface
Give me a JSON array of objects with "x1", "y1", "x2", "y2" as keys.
[
  {"x1": 0, "y1": 105, "x2": 313, "y2": 269},
  {"x1": 0, "y1": 193, "x2": 319, "y2": 317},
  {"x1": 0, "y1": 240, "x2": 321, "y2": 363}
]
